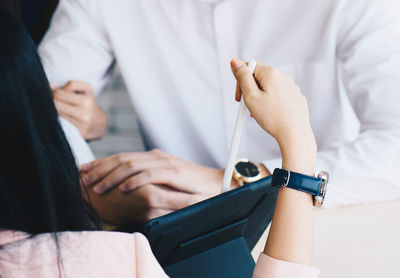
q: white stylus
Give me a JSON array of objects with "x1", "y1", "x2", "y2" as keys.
[{"x1": 221, "y1": 60, "x2": 257, "y2": 193}]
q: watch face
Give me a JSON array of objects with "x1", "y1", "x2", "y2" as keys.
[{"x1": 235, "y1": 161, "x2": 260, "y2": 178}]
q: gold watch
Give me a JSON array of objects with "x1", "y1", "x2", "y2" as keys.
[{"x1": 233, "y1": 159, "x2": 263, "y2": 186}]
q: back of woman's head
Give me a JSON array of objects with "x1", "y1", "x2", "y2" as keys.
[{"x1": 0, "y1": 10, "x2": 100, "y2": 234}]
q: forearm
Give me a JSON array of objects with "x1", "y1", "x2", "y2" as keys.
[{"x1": 264, "y1": 133, "x2": 317, "y2": 265}]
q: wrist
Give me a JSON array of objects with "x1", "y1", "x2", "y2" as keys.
[
  {"x1": 278, "y1": 131, "x2": 317, "y2": 175},
  {"x1": 88, "y1": 108, "x2": 108, "y2": 140},
  {"x1": 231, "y1": 161, "x2": 271, "y2": 188},
  {"x1": 218, "y1": 169, "x2": 240, "y2": 190},
  {"x1": 258, "y1": 163, "x2": 271, "y2": 177},
  {"x1": 271, "y1": 167, "x2": 329, "y2": 207}
]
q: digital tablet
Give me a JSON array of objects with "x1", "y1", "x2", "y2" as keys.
[{"x1": 142, "y1": 176, "x2": 278, "y2": 278}]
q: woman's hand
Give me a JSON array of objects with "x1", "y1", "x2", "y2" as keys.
[
  {"x1": 231, "y1": 59, "x2": 313, "y2": 146},
  {"x1": 231, "y1": 58, "x2": 317, "y2": 266},
  {"x1": 230, "y1": 58, "x2": 317, "y2": 173}
]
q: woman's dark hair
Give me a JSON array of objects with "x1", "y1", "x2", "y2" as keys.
[
  {"x1": 0, "y1": 0, "x2": 21, "y2": 20},
  {"x1": 0, "y1": 0, "x2": 60, "y2": 44},
  {"x1": 0, "y1": 9, "x2": 101, "y2": 235}
]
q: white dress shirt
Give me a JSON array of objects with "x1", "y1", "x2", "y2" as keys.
[
  {"x1": 59, "y1": 118, "x2": 95, "y2": 165},
  {"x1": 39, "y1": 0, "x2": 400, "y2": 207}
]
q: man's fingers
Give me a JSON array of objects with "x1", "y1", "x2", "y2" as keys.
[
  {"x1": 82, "y1": 150, "x2": 164, "y2": 172},
  {"x1": 91, "y1": 158, "x2": 174, "y2": 194},
  {"x1": 91, "y1": 163, "x2": 135, "y2": 193},
  {"x1": 54, "y1": 100, "x2": 80, "y2": 121},
  {"x1": 81, "y1": 155, "x2": 127, "y2": 187},
  {"x1": 62, "y1": 81, "x2": 94, "y2": 95},
  {"x1": 53, "y1": 89, "x2": 84, "y2": 106},
  {"x1": 81, "y1": 155, "x2": 122, "y2": 172},
  {"x1": 157, "y1": 189, "x2": 207, "y2": 211},
  {"x1": 230, "y1": 58, "x2": 259, "y2": 98},
  {"x1": 143, "y1": 208, "x2": 173, "y2": 221},
  {"x1": 82, "y1": 150, "x2": 174, "y2": 188},
  {"x1": 136, "y1": 184, "x2": 207, "y2": 211},
  {"x1": 119, "y1": 167, "x2": 186, "y2": 193}
]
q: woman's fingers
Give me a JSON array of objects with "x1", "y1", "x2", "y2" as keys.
[
  {"x1": 230, "y1": 58, "x2": 260, "y2": 99},
  {"x1": 235, "y1": 82, "x2": 242, "y2": 102}
]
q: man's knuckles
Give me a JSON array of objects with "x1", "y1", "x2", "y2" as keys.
[
  {"x1": 137, "y1": 186, "x2": 161, "y2": 207},
  {"x1": 115, "y1": 153, "x2": 128, "y2": 164}
]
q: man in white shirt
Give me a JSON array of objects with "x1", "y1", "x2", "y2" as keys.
[{"x1": 39, "y1": 0, "x2": 400, "y2": 222}]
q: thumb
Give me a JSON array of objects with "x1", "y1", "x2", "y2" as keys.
[{"x1": 230, "y1": 58, "x2": 259, "y2": 100}]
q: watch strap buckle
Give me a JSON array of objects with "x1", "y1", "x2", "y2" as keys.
[{"x1": 282, "y1": 169, "x2": 290, "y2": 187}]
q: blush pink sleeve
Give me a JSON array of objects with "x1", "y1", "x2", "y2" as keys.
[
  {"x1": 253, "y1": 253, "x2": 320, "y2": 278},
  {"x1": 133, "y1": 233, "x2": 169, "y2": 278},
  {"x1": 0, "y1": 231, "x2": 169, "y2": 278}
]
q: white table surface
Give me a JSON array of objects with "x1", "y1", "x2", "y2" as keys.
[{"x1": 252, "y1": 200, "x2": 400, "y2": 278}]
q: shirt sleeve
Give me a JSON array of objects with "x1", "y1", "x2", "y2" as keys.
[
  {"x1": 263, "y1": 0, "x2": 400, "y2": 208},
  {"x1": 59, "y1": 117, "x2": 95, "y2": 165},
  {"x1": 38, "y1": 0, "x2": 115, "y2": 94},
  {"x1": 39, "y1": 0, "x2": 114, "y2": 163},
  {"x1": 133, "y1": 233, "x2": 170, "y2": 278},
  {"x1": 253, "y1": 253, "x2": 320, "y2": 278}
]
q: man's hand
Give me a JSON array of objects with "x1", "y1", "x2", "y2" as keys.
[
  {"x1": 81, "y1": 149, "x2": 226, "y2": 196},
  {"x1": 83, "y1": 183, "x2": 206, "y2": 226},
  {"x1": 81, "y1": 149, "x2": 231, "y2": 224},
  {"x1": 52, "y1": 81, "x2": 107, "y2": 140},
  {"x1": 81, "y1": 150, "x2": 271, "y2": 224}
]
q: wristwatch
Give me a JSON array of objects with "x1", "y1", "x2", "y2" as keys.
[
  {"x1": 233, "y1": 159, "x2": 263, "y2": 186},
  {"x1": 271, "y1": 168, "x2": 329, "y2": 207}
]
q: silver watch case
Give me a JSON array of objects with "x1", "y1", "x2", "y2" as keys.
[{"x1": 313, "y1": 171, "x2": 329, "y2": 207}]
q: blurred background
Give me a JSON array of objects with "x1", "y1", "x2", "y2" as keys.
[{"x1": 89, "y1": 68, "x2": 145, "y2": 158}]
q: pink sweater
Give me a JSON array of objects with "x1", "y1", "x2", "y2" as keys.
[{"x1": 0, "y1": 230, "x2": 319, "y2": 278}]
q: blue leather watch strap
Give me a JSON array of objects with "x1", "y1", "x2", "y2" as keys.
[{"x1": 271, "y1": 168, "x2": 323, "y2": 196}]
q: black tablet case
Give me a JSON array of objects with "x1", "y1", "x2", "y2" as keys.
[{"x1": 142, "y1": 177, "x2": 278, "y2": 278}]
